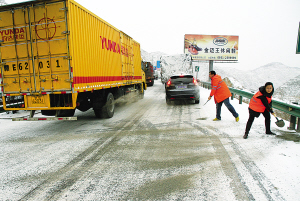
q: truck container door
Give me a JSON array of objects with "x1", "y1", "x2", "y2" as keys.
[
  {"x1": 0, "y1": 1, "x2": 71, "y2": 94},
  {"x1": 120, "y1": 31, "x2": 134, "y2": 84}
]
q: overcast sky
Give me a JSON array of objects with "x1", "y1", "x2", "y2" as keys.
[{"x1": 4, "y1": 0, "x2": 300, "y2": 70}]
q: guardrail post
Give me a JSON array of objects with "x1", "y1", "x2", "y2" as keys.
[
  {"x1": 239, "y1": 96, "x2": 243, "y2": 104},
  {"x1": 288, "y1": 115, "x2": 296, "y2": 130},
  {"x1": 291, "y1": 102, "x2": 300, "y2": 132}
]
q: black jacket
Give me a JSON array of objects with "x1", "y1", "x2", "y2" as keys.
[
  {"x1": 257, "y1": 86, "x2": 274, "y2": 113},
  {"x1": 249, "y1": 86, "x2": 274, "y2": 116}
]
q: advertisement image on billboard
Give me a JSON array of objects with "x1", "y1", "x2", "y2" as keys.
[{"x1": 184, "y1": 34, "x2": 239, "y2": 61}]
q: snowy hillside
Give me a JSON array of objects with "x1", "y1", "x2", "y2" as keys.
[
  {"x1": 193, "y1": 62, "x2": 300, "y2": 91},
  {"x1": 274, "y1": 74, "x2": 300, "y2": 103},
  {"x1": 141, "y1": 49, "x2": 166, "y2": 64},
  {"x1": 159, "y1": 54, "x2": 193, "y2": 83},
  {"x1": 141, "y1": 50, "x2": 300, "y2": 103}
]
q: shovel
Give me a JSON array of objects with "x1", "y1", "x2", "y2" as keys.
[
  {"x1": 199, "y1": 99, "x2": 210, "y2": 109},
  {"x1": 275, "y1": 117, "x2": 285, "y2": 127},
  {"x1": 203, "y1": 99, "x2": 210, "y2": 106}
]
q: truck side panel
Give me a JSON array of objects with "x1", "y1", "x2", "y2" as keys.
[
  {"x1": 68, "y1": 0, "x2": 141, "y2": 92},
  {"x1": 132, "y1": 39, "x2": 143, "y2": 82}
]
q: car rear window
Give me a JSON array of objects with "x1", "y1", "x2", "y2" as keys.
[{"x1": 170, "y1": 75, "x2": 193, "y2": 84}]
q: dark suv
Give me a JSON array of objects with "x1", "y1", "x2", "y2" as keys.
[{"x1": 165, "y1": 74, "x2": 200, "y2": 104}]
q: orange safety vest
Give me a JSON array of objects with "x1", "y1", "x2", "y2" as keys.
[
  {"x1": 249, "y1": 91, "x2": 272, "y2": 113},
  {"x1": 210, "y1": 75, "x2": 232, "y2": 103}
]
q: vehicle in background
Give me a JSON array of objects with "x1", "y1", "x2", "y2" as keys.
[
  {"x1": 0, "y1": 0, "x2": 146, "y2": 120},
  {"x1": 154, "y1": 70, "x2": 159, "y2": 80},
  {"x1": 142, "y1": 61, "x2": 155, "y2": 86},
  {"x1": 165, "y1": 74, "x2": 200, "y2": 104}
]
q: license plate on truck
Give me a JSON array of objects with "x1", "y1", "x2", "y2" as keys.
[
  {"x1": 32, "y1": 96, "x2": 45, "y2": 104},
  {"x1": 27, "y1": 95, "x2": 49, "y2": 108}
]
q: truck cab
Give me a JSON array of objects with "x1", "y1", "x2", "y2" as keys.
[{"x1": 142, "y1": 61, "x2": 154, "y2": 86}]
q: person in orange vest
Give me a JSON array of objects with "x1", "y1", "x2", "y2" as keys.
[
  {"x1": 243, "y1": 82, "x2": 277, "y2": 139},
  {"x1": 208, "y1": 71, "x2": 239, "y2": 122}
]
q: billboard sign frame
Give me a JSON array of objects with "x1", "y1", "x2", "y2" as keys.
[{"x1": 184, "y1": 34, "x2": 239, "y2": 61}]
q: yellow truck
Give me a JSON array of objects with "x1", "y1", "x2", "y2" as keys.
[{"x1": 0, "y1": 0, "x2": 146, "y2": 120}]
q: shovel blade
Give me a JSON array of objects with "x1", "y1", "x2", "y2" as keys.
[{"x1": 275, "y1": 120, "x2": 285, "y2": 127}]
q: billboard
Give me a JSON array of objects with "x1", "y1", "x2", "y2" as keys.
[{"x1": 184, "y1": 34, "x2": 239, "y2": 61}]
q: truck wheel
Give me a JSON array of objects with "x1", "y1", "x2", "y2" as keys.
[
  {"x1": 41, "y1": 110, "x2": 56, "y2": 116},
  {"x1": 56, "y1": 109, "x2": 75, "y2": 117},
  {"x1": 139, "y1": 88, "x2": 144, "y2": 99},
  {"x1": 94, "y1": 93, "x2": 114, "y2": 118},
  {"x1": 76, "y1": 100, "x2": 91, "y2": 112},
  {"x1": 77, "y1": 103, "x2": 91, "y2": 112}
]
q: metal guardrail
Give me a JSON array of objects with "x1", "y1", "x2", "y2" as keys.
[{"x1": 201, "y1": 81, "x2": 300, "y2": 131}]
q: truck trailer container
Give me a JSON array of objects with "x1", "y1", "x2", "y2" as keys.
[{"x1": 0, "y1": 0, "x2": 146, "y2": 120}]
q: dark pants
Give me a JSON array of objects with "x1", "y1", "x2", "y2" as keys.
[
  {"x1": 245, "y1": 108, "x2": 271, "y2": 134},
  {"x1": 216, "y1": 98, "x2": 239, "y2": 119}
]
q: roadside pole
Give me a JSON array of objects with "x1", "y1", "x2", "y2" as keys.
[
  {"x1": 209, "y1": 60, "x2": 213, "y2": 80},
  {"x1": 195, "y1": 66, "x2": 199, "y2": 79},
  {"x1": 209, "y1": 60, "x2": 213, "y2": 71}
]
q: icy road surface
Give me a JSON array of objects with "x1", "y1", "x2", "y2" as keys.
[{"x1": 0, "y1": 80, "x2": 299, "y2": 200}]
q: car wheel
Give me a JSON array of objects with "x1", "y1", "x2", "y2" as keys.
[{"x1": 166, "y1": 97, "x2": 171, "y2": 105}]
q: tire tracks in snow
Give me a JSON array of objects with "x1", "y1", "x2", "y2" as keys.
[
  {"x1": 19, "y1": 101, "x2": 153, "y2": 201},
  {"x1": 187, "y1": 121, "x2": 285, "y2": 201}
]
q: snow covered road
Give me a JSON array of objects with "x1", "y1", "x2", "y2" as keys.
[{"x1": 0, "y1": 80, "x2": 299, "y2": 200}]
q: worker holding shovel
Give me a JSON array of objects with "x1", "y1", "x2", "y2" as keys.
[{"x1": 243, "y1": 82, "x2": 284, "y2": 139}]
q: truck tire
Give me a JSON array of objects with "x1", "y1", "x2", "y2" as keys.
[
  {"x1": 94, "y1": 92, "x2": 114, "y2": 118},
  {"x1": 56, "y1": 109, "x2": 75, "y2": 117},
  {"x1": 77, "y1": 103, "x2": 91, "y2": 112},
  {"x1": 41, "y1": 110, "x2": 56, "y2": 116},
  {"x1": 76, "y1": 99, "x2": 91, "y2": 112},
  {"x1": 148, "y1": 81, "x2": 154, "y2": 86},
  {"x1": 139, "y1": 88, "x2": 144, "y2": 99}
]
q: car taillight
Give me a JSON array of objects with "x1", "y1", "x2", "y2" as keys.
[
  {"x1": 193, "y1": 78, "x2": 198, "y2": 85},
  {"x1": 166, "y1": 79, "x2": 171, "y2": 87}
]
